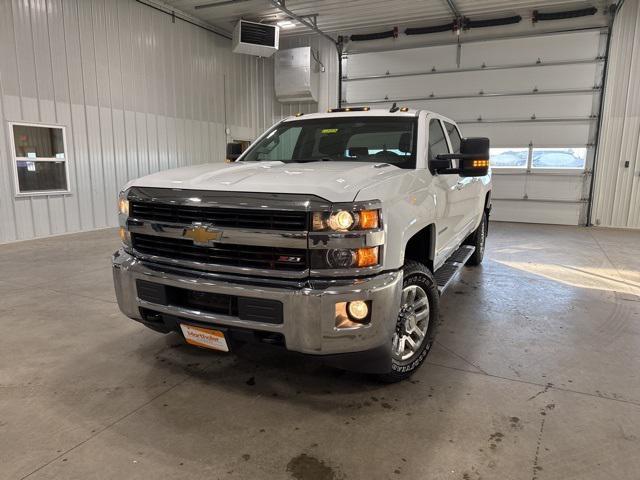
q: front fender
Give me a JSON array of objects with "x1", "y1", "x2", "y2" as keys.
[{"x1": 356, "y1": 172, "x2": 437, "y2": 272}]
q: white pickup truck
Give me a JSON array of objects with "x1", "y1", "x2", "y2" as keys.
[{"x1": 113, "y1": 107, "x2": 492, "y2": 381}]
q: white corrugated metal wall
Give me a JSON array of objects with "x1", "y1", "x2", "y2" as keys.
[
  {"x1": 0, "y1": 0, "x2": 276, "y2": 244},
  {"x1": 591, "y1": 0, "x2": 640, "y2": 229}
]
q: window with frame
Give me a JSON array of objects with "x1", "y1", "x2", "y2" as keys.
[
  {"x1": 10, "y1": 123, "x2": 69, "y2": 195},
  {"x1": 490, "y1": 148, "x2": 529, "y2": 168},
  {"x1": 428, "y1": 120, "x2": 449, "y2": 161},
  {"x1": 443, "y1": 122, "x2": 462, "y2": 154},
  {"x1": 532, "y1": 147, "x2": 587, "y2": 169}
]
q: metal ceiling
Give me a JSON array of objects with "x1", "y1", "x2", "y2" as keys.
[{"x1": 158, "y1": 0, "x2": 610, "y2": 38}]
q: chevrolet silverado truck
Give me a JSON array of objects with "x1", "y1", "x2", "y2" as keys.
[{"x1": 113, "y1": 107, "x2": 492, "y2": 381}]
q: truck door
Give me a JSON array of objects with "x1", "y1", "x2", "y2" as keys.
[
  {"x1": 427, "y1": 119, "x2": 464, "y2": 265},
  {"x1": 443, "y1": 121, "x2": 483, "y2": 243}
]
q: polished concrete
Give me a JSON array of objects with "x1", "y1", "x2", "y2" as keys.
[{"x1": 1, "y1": 223, "x2": 639, "y2": 480}]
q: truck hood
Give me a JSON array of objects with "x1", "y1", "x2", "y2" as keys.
[{"x1": 126, "y1": 161, "x2": 408, "y2": 203}]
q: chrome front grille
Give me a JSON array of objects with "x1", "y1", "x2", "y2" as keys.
[
  {"x1": 130, "y1": 201, "x2": 308, "y2": 231},
  {"x1": 131, "y1": 233, "x2": 308, "y2": 272},
  {"x1": 125, "y1": 188, "x2": 332, "y2": 277}
]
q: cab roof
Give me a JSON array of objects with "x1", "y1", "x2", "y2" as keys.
[{"x1": 282, "y1": 108, "x2": 455, "y2": 124}]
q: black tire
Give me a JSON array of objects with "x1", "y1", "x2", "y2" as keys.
[
  {"x1": 378, "y1": 260, "x2": 439, "y2": 383},
  {"x1": 465, "y1": 212, "x2": 487, "y2": 266}
]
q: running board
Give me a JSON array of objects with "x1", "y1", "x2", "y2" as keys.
[{"x1": 434, "y1": 245, "x2": 475, "y2": 294}]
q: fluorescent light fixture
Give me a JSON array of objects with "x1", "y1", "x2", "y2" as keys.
[{"x1": 277, "y1": 20, "x2": 295, "y2": 28}]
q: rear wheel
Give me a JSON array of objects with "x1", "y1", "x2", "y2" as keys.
[
  {"x1": 378, "y1": 260, "x2": 439, "y2": 383},
  {"x1": 465, "y1": 212, "x2": 487, "y2": 266}
]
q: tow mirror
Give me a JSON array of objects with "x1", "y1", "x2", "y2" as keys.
[
  {"x1": 226, "y1": 142, "x2": 243, "y2": 162},
  {"x1": 460, "y1": 137, "x2": 490, "y2": 177},
  {"x1": 433, "y1": 137, "x2": 490, "y2": 177}
]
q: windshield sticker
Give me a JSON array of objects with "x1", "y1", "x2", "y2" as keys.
[{"x1": 321, "y1": 128, "x2": 339, "y2": 134}]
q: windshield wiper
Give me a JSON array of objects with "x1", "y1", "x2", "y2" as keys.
[{"x1": 290, "y1": 157, "x2": 334, "y2": 163}]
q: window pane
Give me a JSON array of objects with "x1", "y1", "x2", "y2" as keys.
[
  {"x1": 13, "y1": 125, "x2": 64, "y2": 158},
  {"x1": 428, "y1": 120, "x2": 449, "y2": 161},
  {"x1": 444, "y1": 122, "x2": 461, "y2": 154},
  {"x1": 490, "y1": 148, "x2": 528, "y2": 168},
  {"x1": 532, "y1": 148, "x2": 586, "y2": 169},
  {"x1": 17, "y1": 161, "x2": 68, "y2": 192}
]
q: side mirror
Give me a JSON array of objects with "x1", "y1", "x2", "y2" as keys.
[
  {"x1": 460, "y1": 137, "x2": 490, "y2": 177},
  {"x1": 433, "y1": 137, "x2": 490, "y2": 177},
  {"x1": 226, "y1": 142, "x2": 243, "y2": 162}
]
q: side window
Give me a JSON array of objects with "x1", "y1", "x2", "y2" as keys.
[
  {"x1": 428, "y1": 120, "x2": 449, "y2": 162},
  {"x1": 444, "y1": 122, "x2": 462, "y2": 154}
]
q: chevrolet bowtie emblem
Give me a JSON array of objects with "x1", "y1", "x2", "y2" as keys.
[{"x1": 183, "y1": 223, "x2": 223, "y2": 246}]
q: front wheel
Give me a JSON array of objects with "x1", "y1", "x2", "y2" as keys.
[{"x1": 378, "y1": 260, "x2": 439, "y2": 383}]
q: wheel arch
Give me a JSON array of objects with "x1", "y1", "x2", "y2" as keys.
[{"x1": 402, "y1": 223, "x2": 436, "y2": 272}]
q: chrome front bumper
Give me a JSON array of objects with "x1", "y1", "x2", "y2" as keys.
[{"x1": 112, "y1": 249, "x2": 403, "y2": 360}]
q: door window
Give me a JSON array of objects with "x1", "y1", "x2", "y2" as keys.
[
  {"x1": 428, "y1": 120, "x2": 449, "y2": 161},
  {"x1": 443, "y1": 122, "x2": 462, "y2": 154}
]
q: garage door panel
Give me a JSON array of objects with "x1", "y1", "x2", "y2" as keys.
[
  {"x1": 461, "y1": 122, "x2": 592, "y2": 147},
  {"x1": 390, "y1": 93, "x2": 595, "y2": 121},
  {"x1": 346, "y1": 44, "x2": 459, "y2": 78},
  {"x1": 345, "y1": 64, "x2": 599, "y2": 104},
  {"x1": 491, "y1": 175, "x2": 526, "y2": 199},
  {"x1": 461, "y1": 31, "x2": 602, "y2": 68},
  {"x1": 346, "y1": 31, "x2": 602, "y2": 79},
  {"x1": 491, "y1": 200, "x2": 582, "y2": 224},
  {"x1": 344, "y1": 29, "x2": 605, "y2": 225},
  {"x1": 526, "y1": 175, "x2": 584, "y2": 201}
]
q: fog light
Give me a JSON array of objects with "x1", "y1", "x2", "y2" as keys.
[
  {"x1": 326, "y1": 249, "x2": 357, "y2": 268},
  {"x1": 347, "y1": 300, "x2": 369, "y2": 321},
  {"x1": 335, "y1": 301, "x2": 371, "y2": 329}
]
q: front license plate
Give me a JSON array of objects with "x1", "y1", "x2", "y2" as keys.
[{"x1": 180, "y1": 324, "x2": 229, "y2": 352}]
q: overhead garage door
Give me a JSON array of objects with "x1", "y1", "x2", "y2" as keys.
[{"x1": 343, "y1": 29, "x2": 607, "y2": 225}]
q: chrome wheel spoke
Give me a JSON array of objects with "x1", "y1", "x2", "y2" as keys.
[
  {"x1": 397, "y1": 336, "x2": 407, "y2": 355},
  {"x1": 392, "y1": 282, "x2": 431, "y2": 362},
  {"x1": 414, "y1": 296, "x2": 428, "y2": 310}
]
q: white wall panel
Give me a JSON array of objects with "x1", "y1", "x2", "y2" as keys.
[
  {"x1": 0, "y1": 0, "x2": 276, "y2": 243},
  {"x1": 591, "y1": 0, "x2": 640, "y2": 229}
]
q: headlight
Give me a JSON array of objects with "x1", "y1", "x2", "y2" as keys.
[
  {"x1": 118, "y1": 191, "x2": 131, "y2": 250},
  {"x1": 118, "y1": 192, "x2": 129, "y2": 215},
  {"x1": 118, "y1": 226, "x2": 132, "y2": 250},
  {"x1": 329, "y1": 211, "x2": 355, "y2": 230},
  {"x1": 311, "y1": 247, "x2": 379, "y2": 269},
  {"x1": 312, "y1": 209, "x2": 379, "y2": 232}
]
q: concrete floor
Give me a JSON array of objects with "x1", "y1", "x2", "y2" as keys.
[{"x1": 1, "y1": 223, "x2": 639, "y2": 480}]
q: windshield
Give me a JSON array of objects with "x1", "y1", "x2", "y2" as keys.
[{"x1": 241, "y1": 117, "x2": 418, "y2": 168}]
